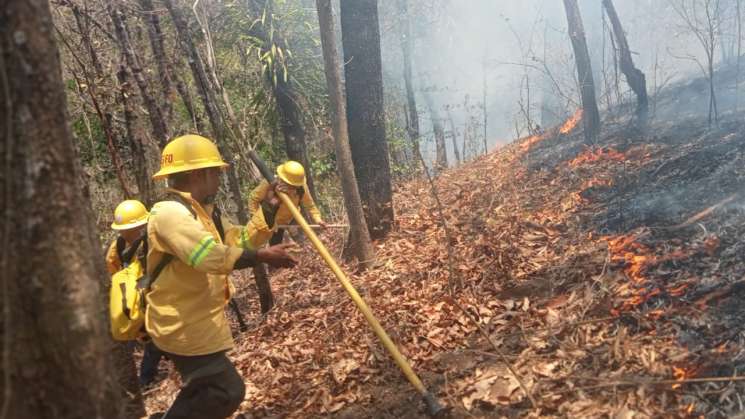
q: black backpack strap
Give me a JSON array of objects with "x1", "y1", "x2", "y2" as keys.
[
  {"x1": 212, "y1": 205, "x2": 226, "y2": 242},
  {"x1": 115, "y1": 236, "x2": 127, "y2": 264},
  {"x1": 120, "y1": 233, "x2": 146, "y2": 267},
  {"x1": 137, "y1": 253, "x2": 173, "y2": 291}
]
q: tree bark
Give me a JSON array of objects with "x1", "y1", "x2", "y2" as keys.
[
  {"x1": 163, "y1": 0, "x2": 249, "y2": 224},
  {"x1": 138, "y1": 0, "x2": 175, "y2": 124},
  {"x1": 139, "y1": 0, "x2": 204, "y2": 131},
  {"x1": 116, "y1": 64, "x2": 153, "y2": 205},
  {"x1": 106, "y1": 0, "x2": 170, "y2": 148},
  {"x1": 316, "y1": 0, "x2": 376, "y2": 267},
  {"x1": 563, "y1": 0, "x2": 601, "y2": 143},
  {"x1": 0, "y1": 0, "x2": 135, "y2": 417},
  {"x1": 602, "y1": 0, "x2": 648, "y2": 121},
  {"x1": 340, "y1": 0, "x2": 394, "y2": 239},
  {"x1": 398, "y1": 0, "x2": 420, "y2": 160}
]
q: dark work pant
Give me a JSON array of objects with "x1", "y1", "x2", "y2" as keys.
[
  {"x1": 140, "y1": 341, "x2": 164, "y2": 386},
  {"x1": 162, "y1": 351, "x2": 246, "y2": 419}
]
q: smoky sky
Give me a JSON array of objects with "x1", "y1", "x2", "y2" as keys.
[{"x1": 377, "y1": 0, "x2": 727, "y2": 162}]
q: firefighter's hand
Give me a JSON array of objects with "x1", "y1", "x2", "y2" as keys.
[
  {"x1": 264, "y1": 187, "x2": 281, "y2": 208},
  {"x1": 274, "y1": 181, "x2": 294, "y2": 196},
  {"x1": 257, "y1": 243, "x2": 298, "y2": 268}
]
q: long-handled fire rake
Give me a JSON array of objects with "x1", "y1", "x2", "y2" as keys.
[{"x1": 246, "y1": 151, "x2": 445, "y2": 416}]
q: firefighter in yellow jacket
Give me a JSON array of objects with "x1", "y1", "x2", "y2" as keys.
[
  {"x1": 240, "y1": 160, "x2": 325, "y2": 250},
  {"x1": 106, "y1": 199, "x2": 166, "y2": 388},
  {"x1": 146, "y1": 134, "x2": 296, "y2": 419},
  {"x1": 105, "y1": 200, "x2": 149, "y2": 275}
]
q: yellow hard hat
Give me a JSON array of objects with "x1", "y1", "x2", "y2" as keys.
[
  {"x1": 152, "y1": 134, "x2": 229, "y2": 180},
  {"x1": 111, "y1": 200, "x2": 149, "y2": 230},
  {"x1": 276, "y1": 161, "x2": 306, "y2": 186}
]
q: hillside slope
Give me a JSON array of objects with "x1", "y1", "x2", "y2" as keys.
[{"x1": 145, "y1": 69, "x2": 745, "y2": 418}]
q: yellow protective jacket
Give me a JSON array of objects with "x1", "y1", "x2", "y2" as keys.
[
  {"x1": 145, "y1": 189, "x2": 251, "y2": 356},
  {"x1": 105, "y1": 239, "x2": 123, "y2": 276},
  {"x1": 241, "y1": 180, "x2": 322, "y2": 249}
]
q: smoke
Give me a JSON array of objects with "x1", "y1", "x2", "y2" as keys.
[{"x1": 377, "y1": 0, "x2": 727, "y2": 165}]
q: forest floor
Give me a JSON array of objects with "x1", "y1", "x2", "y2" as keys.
[{"x1": 144, "y1": 69, "x2": 745, "y2": 418}]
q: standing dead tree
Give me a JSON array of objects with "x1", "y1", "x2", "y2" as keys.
[
  {"x1": 669, "y1": 0, "x2": 722, "y2": 125},
  {"x1": 315, "y1": 0, "x2": 376, "y2": 268},
  {"x1": 340, "y1": 0, "x2": 395, "y2": 239},
  {"x1": 106, "y1": 0, "x2": 170, "y2": 148},
  {"x1": 446, "y1": 105, "x2": 461, "y2": 165},
  {"x1": 602, "y1": 0, "x2": 649, "y2": 121},
  {"x1": 423, "y1": 94, "x2": 448, "y2": 171},
  {"x1": 563, "y1": 0, "x2": 601, "y2": 143},
  {"x1": 398, "y1": 0, "x2": 421, "y2": 160},
  {"x1": 138, "y1": 0, "x2": 203, "y2": 131}
]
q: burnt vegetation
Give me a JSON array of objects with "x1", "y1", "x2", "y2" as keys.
[{"x1": 6, "y1": 0, "x2": 745, "y2": 418}]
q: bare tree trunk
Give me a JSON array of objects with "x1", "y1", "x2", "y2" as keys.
[
  {"x1": 1, "y1": 1, "x2": 135, "y2": 417},
  {"x1": 424, "y1": 95, "x2": 448, "y2": 171},
  {"x1": 447, "y1": 108, "x2": 461, "y2": 165},
  {"x1": 399, "y1": 0, "x2": 420, "y2": 160},
  {"x1": 116, "y1": 64, "x2": 153, "y2": 205},
  {"x1": 602, "y1": 0, "x2": 649, "y2": 121},
  {"x1": 316, "y1": 0, "x2": 376, "y2": 267},
  {"x1": 482, "y1": 61, "x2": 488, "y2": 154},
  {"x1": 172, "y1": 63, "x2": 204, "y2": 132},
  {"x1": 563, "y1": 0, "x2": 601, "y2": 143},
  {"x1": 462, "y1": 95, "x2": 469, "y2": 160},
  {"x1": 138, "y1": 0, "x2": 174, "y2": 124},
  {"x1": 340, "y1": 0, "x2": 394, "y2": 239},
  {"x1": 163, "y1": 0, "x2": 249, "y2": 223},
  {"x1": 106, "y1": 0, "x2": 170, "y2": 148},
  {"x1": 58, "y1": 10, "x2": 133, "y2": 197}
]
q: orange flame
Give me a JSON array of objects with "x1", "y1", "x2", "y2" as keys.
[
  {"x1": 519, "y1": 109, "x2": 584, "y2": 153},
  {"x1": 603, "y1": 232, "x2": 693, "y2": 313},
  {"x1": 570, "y1": 147, "x2": 627, "y2": 167},
  {"x1": 559, "y1": 109, "x2": 583, "y2": 134},
  {"x1": 672, "y1": 365, "x2": 699, "y2": 389}
]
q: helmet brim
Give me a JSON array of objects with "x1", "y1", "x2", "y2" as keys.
[
  {"x1": 152, "y1": 161, "x2": 229, "y2": 180},
  {"x1": 111, "y1": 218, "x2": 148, "y2": 231}
]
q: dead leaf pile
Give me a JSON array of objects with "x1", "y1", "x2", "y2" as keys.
[{"x1": 145, "y1": 97, "x2": 745, "y2": 417}]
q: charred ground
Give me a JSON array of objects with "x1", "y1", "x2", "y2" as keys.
[{"x1": 144, "y1": 65, "x2": 745, "y2": 418}]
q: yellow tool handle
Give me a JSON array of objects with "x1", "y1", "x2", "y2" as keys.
[{"x1": 277, "y1": 192, "x2": 427, "y2": 395}]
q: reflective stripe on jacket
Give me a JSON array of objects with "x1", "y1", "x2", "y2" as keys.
[{"x1": 145, "y1": 189, "x2": 245, "y2": 356}]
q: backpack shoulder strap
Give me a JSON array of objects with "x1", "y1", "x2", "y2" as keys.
[
  {"x1": 115, "y1": 236, "x2": 127, "y2": 264},
  {"x1": 212, "y1": 205, "x2": 226, "y2": 242},
  {"x1": 120, "y1": 234, "x2": 146, "y2": 267}
]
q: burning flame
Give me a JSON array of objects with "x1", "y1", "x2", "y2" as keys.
[
  {"x1": 570, "y1": 147, "x2": 627, "y2": 167},
  {"x1": 559, "y1": 109, "x2": 583, "y2": 134},
  {"x1": 672, "y1": 365, "x2": 699, "y2": 389},
  {"x1": 604, "y1": 231, "x2": 693, "y2": 314},
  {"x1": 573, "y1": 177, "x2": 615, "y2": 205},
  {"x1": 519, "y1": 109, "x2": 584, "y2": 153}
]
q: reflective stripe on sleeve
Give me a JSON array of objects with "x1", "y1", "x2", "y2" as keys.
[{"x1": 188, "y1": 236, "x2": 217, "y2": 267}]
